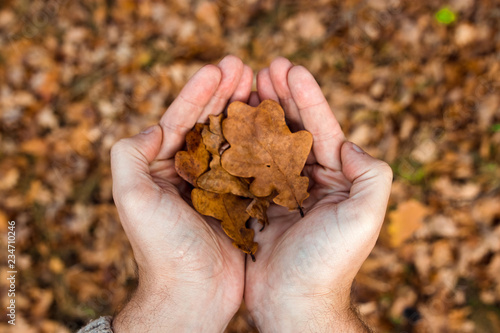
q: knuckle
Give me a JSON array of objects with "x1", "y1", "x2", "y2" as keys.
[
  {"x1": 376, "y1": 160, "x2": 394, "y2": 183},
  {"x1": 110, "y1": 138, "x2": 131, "y2": 160},
  {"x1": 160, "y1": 117, "x2": 192, "y2": 137}
]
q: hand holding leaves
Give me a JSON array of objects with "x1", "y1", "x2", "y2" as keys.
[
  {"x1": 114, "y1": 55, "x2": 390, "y2": 333},
  {"x1": 111, "y1": 55, "x2": 255, "y2": 332},
  {"x1": 175, "y1": 99, "x2": 313, "y2": 259},
  {"x1": 242, "y1": 58, "x2": 392, "y2": 332}
]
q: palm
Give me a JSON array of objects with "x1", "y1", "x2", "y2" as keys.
[
  {"x1": 112, "y1": 56, "x2": 255, "y2": 326},
  {"x1": 145, "y1": 157, "x2": 245, "y2": 305},
  {"x1": 245, "y1": 159, "x2": 353, "y2": 305},
  {"x1": 245, "y1": 58, "x2": 387, "y2": 317}
]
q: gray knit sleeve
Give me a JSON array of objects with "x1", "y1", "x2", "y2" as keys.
[{"x1": 76, "y1": 316, "x2": 113, "y2": 333}]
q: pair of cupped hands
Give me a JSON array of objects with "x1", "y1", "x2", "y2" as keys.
[{"x1": 110, "y1": 55, "x2": 392, "y2": 332}]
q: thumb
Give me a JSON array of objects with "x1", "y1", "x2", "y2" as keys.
[
  {"x1": 110, "y1": 125, "x2": 163, "y2": 203},
  {"x1": 340, "y1": 141, "x2": 393, "y2": 229}
]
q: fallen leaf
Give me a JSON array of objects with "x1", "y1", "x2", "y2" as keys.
[
  {"x1": 0, "y1": 167, "x2": 20, "y2": 191},
  {"x1": 191, "y1": 188, "x2": 257, "y2": 259},
  {"x1": 21, "y1": 138, "x2": 49, "y2": 156},
  {"x1": 246, "y1": 197, "x2": 272, "y2": 230},
  {"x1": 221, "y1": 100, "x2": 313, "y2": 211},
  {"x1": 202, "y1": 113, "x2": 226, "y2": 156},
  {"x1": 433, "y1": 177, "x2": 480, "y2": 201},
  {"x1": 174, "y1": 123, "x2": 211, "y2": 186},
  {"x1": 197, "y1": 155, "x2": 253, "y2": 197},
  {"x1": 472, "y1": 196, "x2": 500, "y2": 226},
  {"x1": 30, "y1": 288, "x2": 54, "y2": 319},
  {"x1": 388, "y1": 200, "x2": 429, "y2": 247},
  {"x1": 455, "y1": 23, "x2": 477, "y2": 46}
]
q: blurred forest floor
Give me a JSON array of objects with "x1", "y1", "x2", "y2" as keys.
[{"x1": 0, "y1": 0, "x2": 500, "y2": 332}]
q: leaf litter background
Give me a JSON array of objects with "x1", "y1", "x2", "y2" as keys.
[{"x1": 0, "y1": 0, "x2": 499, "y2": 332}]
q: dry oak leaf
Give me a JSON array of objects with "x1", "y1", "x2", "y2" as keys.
[
  {"x1": 191, "y1": 188, "x2": 258, "y2": 259},
  {"x1": 388, "y1": 199, "x2": 429, "y2": 248},
  {"x1": 221, "y1": 100, "x2": 313, "y2": 211},
  {"x1": 196, "y1": 153, "x2": 272, "y2": 230},
  {"x1": 174, "y1": 123, "x2": 210, "y2": 186},
  {"x1": 246, "y1": 197, "x2": 272, "y2": 230},
  {"x1": 197, "y1": 155, "x2": 253, "y2": 197},
  {"x1": 202, "y1": 113, "x2": 227, "y2": 156}
]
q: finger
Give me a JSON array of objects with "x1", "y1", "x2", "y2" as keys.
[
  {"x1": 339, "y1": 142, "x2": 393, "y2": 234},
  {"x1": 111, "y1": 125, "x2": 163, "y2": 204},
  {"x1": 158, "y1": 64, "x2": 221, "y2": 160},
  {"x1": 230, "y1": 65, "x2": 253, "y2": 103},
  {"x1": 256, "y1": 68, "x2": 279, "y2": 102},
  {"x1": 288, "y1": 65, "x2": 345, "y2": 171},
  {"x1": 200, "y1": 55, "x2": 244, "y2": 121},
  {"x1": 268, "y1": 57, "x2": 303, "y2": 131},
  {"x1": 248, "y1": 91, "x2": 261, "y2": 106}
]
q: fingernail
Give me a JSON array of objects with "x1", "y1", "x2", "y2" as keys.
[
  {"x1": 351, "y1": 142, "x2": 365, "y2": 154},
  {"x1": 140, "y1": 125, "x2": 156, "y2": 135}
]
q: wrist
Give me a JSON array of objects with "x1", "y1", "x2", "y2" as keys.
[
  {"x1": 113, "y1": 281, "x2": 235, "y2": 333},
  {"x1": 250, "y1": 292, "x2": 369, "y2": 333}
]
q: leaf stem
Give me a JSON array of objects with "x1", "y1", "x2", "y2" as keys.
[{"x1": 298, "y1": 206, "x2": 304, "y2": 218}]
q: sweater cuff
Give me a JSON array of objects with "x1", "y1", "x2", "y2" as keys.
[{"x1": 77, "y1": 316, "x2": 113, "y2": 333}]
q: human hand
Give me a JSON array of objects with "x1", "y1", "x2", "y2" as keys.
[
  {"x1": 244, "y1": 58, "x2": 393, "y2": 332},
  {"x1": 110, "y1": 55, "x2": 254, "y2": 332}
]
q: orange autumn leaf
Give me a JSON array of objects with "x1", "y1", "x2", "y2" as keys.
[
  {"x1": 246, "y1": 197, "x2": 272, "y2": 230},
  {"x1": 174, "y1": 100, "x2": 313, "y2": 259},
  {"x1": 197, "y1": 155, "x2": 253, "y2": 197},
  {"x1": 388, "y1": 200, "x2": 429, "y2": 247},
  {"x1": 202, "y1": 113, "x2": 227, "y2": 156},
  {"x1": 191, "y1": 188, "x2": 257, "y2": 259},
  {"x1": 174, "y1": 123, "x2": 210, "y2": 186},
  {"x1": 221, "y1": 100, "x2": 313, "y2": 211},
  {"x1": 197, "y1": 155, "x2": 272, "y2": 230}
]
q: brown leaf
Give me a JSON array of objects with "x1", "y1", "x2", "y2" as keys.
[
  {"x1": 221, "y1": 100, "x2": 313, "y2": 211},
  {"x1": 191, "y1": 188, "x2": 257, "y2": 258},
  {"x1": 388, "y1": 200, "x2": 429, "y2": 247},
  {"x1": 21, "y1": 138, "x2": 49, "y2": 156},
  {"x1": 197, "y1": 155, "x2": 253, "y2": 197},
  {"x1": 246, "y1": 197, "x2": 271, "y2": 230},
  {"x1": 202, "y1": 113, "x2": 226, "y2": 156},
  {"x1": 174, "y1": 123, "x2": 211, "y2": 186}
]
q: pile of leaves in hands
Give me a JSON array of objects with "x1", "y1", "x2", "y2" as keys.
[{"x1": 175, "y1": 100, "x2": 313, "y2": 260}]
